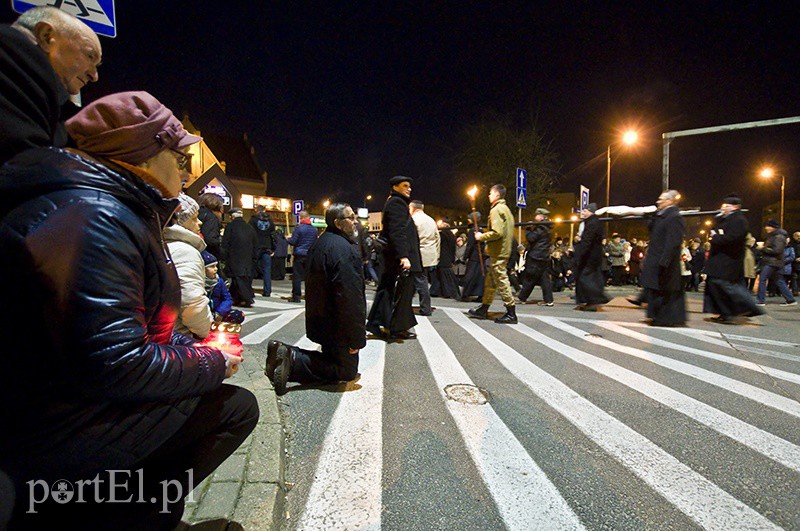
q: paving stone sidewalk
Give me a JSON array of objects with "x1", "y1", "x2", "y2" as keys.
[{"x1": 180, "y1": 338, "x2": 286, "y2": 530}]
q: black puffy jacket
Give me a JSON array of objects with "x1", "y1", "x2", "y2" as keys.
[
  {"x1": 0, "y1": 148, "x2": 227, "y2": 483},
  {"x1": 525, "y1": 223, "x2": 552, "y2": 263}
]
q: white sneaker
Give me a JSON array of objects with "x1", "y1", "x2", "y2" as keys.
[{"x1": 780, "y1": 301, "x2": 797, "y2": 306}]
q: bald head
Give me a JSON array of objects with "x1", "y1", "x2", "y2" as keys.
[{"x1": 14, "y1": 7, "x2": 102, "y2": 95}]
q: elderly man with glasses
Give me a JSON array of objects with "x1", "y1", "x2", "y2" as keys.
[{"x1": 266, "y1": 203, "x2": 366, "y2": 394}]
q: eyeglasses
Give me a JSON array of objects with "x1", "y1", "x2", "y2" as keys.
[
  {"x1": 338, "y1": 214, "x2": 357, "y2": 221},
  {"x1": 170, "y1": 148, "x2": 193, "y2": 170}
]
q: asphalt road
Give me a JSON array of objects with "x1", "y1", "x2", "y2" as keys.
[{"x1": 243, "y1": 280, "x2": 800, "y2": 530}]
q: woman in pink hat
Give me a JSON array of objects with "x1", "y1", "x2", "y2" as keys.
[{"x1": 0, "y1": 91, "x2": 258, "y2": 529}]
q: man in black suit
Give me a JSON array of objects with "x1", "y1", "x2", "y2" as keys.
[
  {"x1": 703, "y1": 194, "x2": 765, "y2": 323},
  {"x1": 366, "y1": 176, "x2": 421, "y2": 340}
]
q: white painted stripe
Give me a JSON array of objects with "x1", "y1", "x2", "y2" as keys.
[
  {"x1": 666, "y1": 328, "x2": 800, "y2": 363},
  {"x1": 298, "y1": 341, "x2": 385, "y2": 530},
  {"x1": 240, "y1": 309, "x2": 304, "y2": 344},
  {"x1": 252, "y1": 299, "x2": 304, "y2": 310},
  {"x1": 536, "y1": 316, "x2": 800, "y2": 420},
  {"x1": 445, "y1": 309, "x2": 779, "y2": 530},
  {"x1": 585, "y1": 321, "x2": 800, "y2": 386},
  {"x1": 415, "y1": 317, "x2": 584, "y2": 530},
  {"x1": 510, "y1": 321, "x2": 800, "y2": 473},
  {"x1": 240, "y1": 310, "x2": 296, "y2": 322}
]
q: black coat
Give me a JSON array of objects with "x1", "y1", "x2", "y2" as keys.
[
  {"x1": 305, "y1": 228, "x2": 367, "y2": 349},
  {"x1": 0, "y1": 148, "x2": 227, "y2": 482},
  {"x1": 249, "y1": 212, "x2": 276, "y2": 255},
  {"x1": 0, "y1": 25, "x2": 69, "y2": 166},
  {"x1": 438, "y1": 228, "x2": 457, "y2": 268},
  {"x1": 199, "y1": 206, "x2": 222, "y2": 258},
  {"x1": 761, "y1": 228, "x2": 789, "y2": 268},
  {"x1": 221, "y1": 217, "x2": 259, "y2": 277},
  {"x1": 525, "y1": 223, "x2": 552, "y2": 263},
  {"x1": 380, "y1": 191, "x2": 422, "y2": 273},
  {"x1": 574, "y1": 214, "x2": 609, "y2": 304},
  {"x1": 706, "y1": 210, "x2": 749, "y2": 281},
  {"x1": 640, "y1": 206, "x2": 686, "y2": 292}
]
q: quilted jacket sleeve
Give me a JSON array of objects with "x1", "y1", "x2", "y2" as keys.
[{"x1": 168, "y1": 240, "x2": 213, "y2": 338}]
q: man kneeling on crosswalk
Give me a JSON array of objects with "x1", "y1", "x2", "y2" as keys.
[{"x1": 265, "y1": 203, "x2": 366, "y2": 394}]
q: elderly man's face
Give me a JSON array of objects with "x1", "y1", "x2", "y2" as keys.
[
  {"x1": 720, "y1": 202, "x2": 738, "y2": 215},
  {"x1": 38, "y1": 17, "x2": 102, "y2": 95},
  {"x1": 656, "y1": 192, "x2": 674, "y2": 211},
  {"x1": 335, "y1": 206, "x2": 358, "y2": 238},
  {"x1": 393, "y1": 181, "x2": 411, "y2": 198}
]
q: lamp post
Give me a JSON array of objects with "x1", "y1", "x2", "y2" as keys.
[
  {"x1": 570, "y1": 214, "x2": 578, "y2": 244},
  {"x1": 760, "y1": 167, "x2": 785, "y2": 228},
  {"x1": 363, "y1": 194, "x2": 372, "y2": 208},
  {"x1": 606, "y1": 129, "x2": 639, "y2": 207}
]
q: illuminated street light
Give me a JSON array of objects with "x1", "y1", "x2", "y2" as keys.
[
  {"x1": 607, "y1": 128, "x2": 640, "y2": 208},
  {"x1": 323, "y1": 199, "x2": 331, "y2": 209},
  {"x1": 363, "y1": 194, "x2": 372, "y2": 208},
  {"x1": 704, "y1": 220, "x2": 712, "y2": 226},
  {"x1": 760, "y1": 166, "x2": 785, "y2": 228}
]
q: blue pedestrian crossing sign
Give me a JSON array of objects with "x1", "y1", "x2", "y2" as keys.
[
  {"x1": 12, "y1": 0, "x2": 117, "y2": 38},
  {"x1": 580, "y1": 185, "x2": 590, "y2": 211},
  {"x1": 516, "y1": 167, "x2": 527, "y2": 208}
]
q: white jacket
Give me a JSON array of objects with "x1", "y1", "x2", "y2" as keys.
[
  {"x1": 164, "y1": 224, "x2": 213, "y2": 338},
  {"x1": 412, "y1": 210, "x2": 440, "y2": 267}
]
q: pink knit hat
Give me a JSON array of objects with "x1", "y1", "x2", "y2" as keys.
[{"x1": 65, "y1": 91, "x2": 201, "y2": 165}]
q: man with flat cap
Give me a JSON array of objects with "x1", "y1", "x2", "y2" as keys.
[
  {"x1": 703, "y1": 194, "x2": 765, "y2": 323},
  {"x1": 367, "y1": 176, "x2": 421, "y2": 340},
  {"x1": 517, "y1": 207, "x2": 554, "y2": 306},
  {"x1": 573, "y1": 203, "x2": 609, "y2": 310}
]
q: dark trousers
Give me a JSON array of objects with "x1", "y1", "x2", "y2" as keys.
[
  {"x1": 257, "y1": 252, "x2": 272, "y2": 295},
  {"x1": 9, "y1": 385, "x2": 258, "y2": 531},
  {"x1": 413, "y1": 268, "x2": 433, "y2": 314},
  {"x1": 367, "y1": 270, "x2": 417, "y2": 334},
  {"x1": 292, "y1": 255, "x2": 307, "y2": 298},
  {"x1": 290, "y1": 345, "x2": 359, "y2": 384},
  {"x1": 271, "y1": 256, "x2": 286, "y2": 280},
  {"x1": 757, "y1": 264, "x2": 796, "y2": 303},
  {"x1": 518, "y1": 261, "x2": 553, "y2": 303},
  {"x1": 611, "y1": 265, "x2": 626, "y2": 285},
  {"x1": 229, "y1": 275, "x2": 255, "y2": 306},
  {"x1": 791, "y1": 269, "x2": 800, "y2": 295}
]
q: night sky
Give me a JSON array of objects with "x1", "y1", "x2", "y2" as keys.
[{"x1": 3, "y1": 2, "x2": 800, "y2": 229}]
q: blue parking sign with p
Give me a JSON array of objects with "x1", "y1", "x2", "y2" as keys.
[
  {"x1": 12, "y1": 0, "x2": 118, "y2": 38},
  {"x1": 580, "y1": 185, "x2": 590, "y2": 211},
  {"x1": 293, "y1": 200, "x2": 304, "y2": 223}
]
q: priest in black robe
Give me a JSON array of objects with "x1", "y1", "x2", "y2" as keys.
[
  {"x1": 573, "y1": 203, "x2": 609, "y2": 310},
  {"x1": 430, "y1": 219, "x2": 461, "y2": 299}
]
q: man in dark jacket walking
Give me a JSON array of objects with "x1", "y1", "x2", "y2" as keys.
[
  {"x1": 756, "y1": 219, "x2": 797, "y2": 306},
  {"x1": 286, "y1": 210, "x2": 319, "y2": 302},
  {"x1": 574, "y1": 203, "x2": 610, "y2": 310},
  {"x1": 703, "y1": 194, "x2": 765, "y2": 322},
  {"x1": 221, "y1": 208, "x2": 259, "y2": 307},
  {"x1": 267, "y1": 204, "x2": 366, "y2": 394},
  {"x1": 517, "y1": 207, "x2": 554, "y2": 306},
  {"x1": 639, "y1": 190, "x2": 687, "y2": 326},
  {"x1": 366, "y1": 176, "x2": 421, "y2": 339},
  {"x1": 1, "y1": 7, "x2": 102, "y2": 166},
  {"x1": 249, "y1": 204, "x2": 276, "y2": 296}
]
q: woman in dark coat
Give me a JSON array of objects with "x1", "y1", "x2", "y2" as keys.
[
  {"x1": 460, "y1": 212, "x2": 486, "y2": 301},
  {"x1": 573, "y1": 204, "x2": 609, "y2": 310},
  {"x1": 0, "y1": 92, "x2": 257, "y2": 529},
  {"x1": 431, "y1": 220, "x2": 461, "y2": 299},
  {"x1": 221, "y1": 209, "x2": 259, "y2": 307},
  {"x1": 639, "y1": 192, "x2": 687, "y2": 326}
]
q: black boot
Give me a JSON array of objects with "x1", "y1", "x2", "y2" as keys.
[
  {"x1": 265, "y1": 340, "x2": 283, "y2": 381},
  {"x1": 468, "y1": 304, "x2": 490, "y2": 319},
  {"x1": 273, "y1": 344, "x2": 294, "y2": 396},
  {"x1": 494, "y1": 305, "x2": 517, "y2": 324}
]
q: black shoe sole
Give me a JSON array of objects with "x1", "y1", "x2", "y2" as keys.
[
  {"x1": 273, "y1": 345, "x2": 292, "y2": 395},
  {"x1": 265, "y1": 340, "x2": 282, "y2": 381}
]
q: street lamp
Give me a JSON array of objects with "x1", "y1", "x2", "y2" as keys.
[
  {"x1": 607, "y1": 129, "x2": 639, "y2": 207},
  {"x1": 363, "y1": 194, "x2": 372, "y2": 208},
  {"x1": 323, "y1": 199, "x2": 331, "y2": 209},
  {"x1": 570, "y1": 214, "x2": 578, "y2": 244},
  {"x1": 760, "y1": 167, "x2": 785, "y2": 228}
]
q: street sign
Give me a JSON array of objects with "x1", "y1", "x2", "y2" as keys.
[
  {"x1": 580, "y1": 185, "x2": 590, "y2": 211},
  {"x1": 516, "y1": 168, "x2": 527, "y2": 189},
  {"x1": 516, "y1": 188, "x2": 527, "y2": 208},
  {"x1": 516, "y1": 167, "x2": 527, "y2": 209},
  {"x1": 292, "y1": 200, "x2": 304, "y2": 223},
  {"x1": 12, "y1": 0, "x2": 117, "y2": 38}
]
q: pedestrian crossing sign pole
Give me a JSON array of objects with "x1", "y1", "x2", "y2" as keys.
[
  {"x1": 12, "y1": 0, "x2": 117, "y2": 38},
  {"x1": 516, "y1": 168, "x2": 527, "y2": 243}
]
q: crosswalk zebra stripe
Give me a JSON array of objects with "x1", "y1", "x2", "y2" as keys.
[
  {"x1": 586, "y1": 320, "x2": 800, "y2": 385},
  {"x1": 298, "y1": 341, "x2": 385, "y2": 530},
  {"x1": 682, "y1": 329, "x2": 800, "y2": 348},
  {"x1": 241, "y1": 309, "x2": 304, "y2": 344},
  {"x1": 665, "y1": 328, "x2": 800, "y2": 363},
  {"x1": 539, "y1": 316, "x2": 800, "y2": 419},
  {"x1": 445, "y1": 309, "x2": 780, "y2": 529},
  {"x1": 240, "y1": 310, "x2": 296, "y2": 322},
  {"x1": 510, "y1": 321, "x2": 800, "y2": 473},
  {"x1": 414, "y1": 317, "x2": 585, "y2": 530}
]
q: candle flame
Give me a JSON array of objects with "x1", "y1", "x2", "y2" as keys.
[{"x1": 467, "y1": 186, "x2": 478, "y2": 199}]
